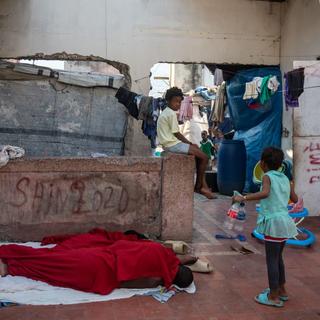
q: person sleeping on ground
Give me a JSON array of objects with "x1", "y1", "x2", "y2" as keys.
[{"x1": 0, "y1": 228, "x2": 194, "y2": 295}]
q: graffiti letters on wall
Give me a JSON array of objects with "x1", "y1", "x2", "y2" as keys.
[
  {"x1": 0, "y1": 173, "x2": 161, "y2": 224},
  {"x1": 304, "y1": 142, "x2": 320, "y2": 184}
]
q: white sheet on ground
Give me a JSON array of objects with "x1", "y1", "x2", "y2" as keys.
[{"x1": 0, "y1": 242, "x2": 196, "y2": 305}]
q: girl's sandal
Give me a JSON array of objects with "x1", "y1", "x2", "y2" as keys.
[{"x1": 254, "y1": 290, "x2": 284, "y2": 308}]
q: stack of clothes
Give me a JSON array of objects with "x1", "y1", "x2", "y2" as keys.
[{"x1": 115, "y1": 87, "x2": 166, "y2": 148}]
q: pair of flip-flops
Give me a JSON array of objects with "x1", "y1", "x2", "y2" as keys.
[
  {"x1": 163, "y1": 241, "x2": 214, "y2": 273},
  {"x1": 254, "y1": 288, "x2": 289, "y2": 308},
  {"x1": 186, "y1": 259, "x2": 214, "y2": 273},
  {"x1": 163, "y1": 240, "x2": 191, "y2": 255}
]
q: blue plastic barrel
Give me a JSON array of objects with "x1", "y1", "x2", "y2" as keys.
[{"x1": 217, "y1": 140, "x2": 246, "y2": 196}]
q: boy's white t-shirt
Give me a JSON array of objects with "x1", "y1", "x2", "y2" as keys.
[{"x1": 157, "y1": 107, "x2": 180, "y2": 148}]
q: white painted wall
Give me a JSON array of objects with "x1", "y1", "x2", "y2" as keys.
[
  {"x1": 292, "y1": 62, "x2": 320, "y2": 216},
  {"x1": 0, "y1": 0, "x2": 281, "y2": 91},
  {"x1": 280, "y1": 0, "x2": 320, "y2": 216},
  {"x1": 280, "y1": 0, "x2": 320, "y2": 156}
]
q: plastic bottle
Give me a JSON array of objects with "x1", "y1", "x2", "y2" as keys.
[
  {"x1": 234, "y1": 202, "x2": 246, "y2": 232},
  {"x1": 223, "y1": 202, "x2": 240, "y2": 230}
]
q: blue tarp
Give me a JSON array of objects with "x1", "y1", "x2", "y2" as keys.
[{"x1": 226, "y1": 67, "x2": 283, "y2": 192}]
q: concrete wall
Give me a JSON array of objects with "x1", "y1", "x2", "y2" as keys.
[
  {"x1": 280, "y1": 0, "x2": 320, "y2": 154},
  {"x1": 173, "y1": 64, "x2": 202, "y2": 93},
  {"x1": 0, "y1": 155, "x2": 195, "y2": 241},
  {"x1": 0, "y1": 0, "x2": 282, "y2": 155},
  {"x1": 293, "y1": 63, "x2": 320, "y2": 216},
  {"x1": 0, "y1": 79, "x2": 127, "y2": 157}
]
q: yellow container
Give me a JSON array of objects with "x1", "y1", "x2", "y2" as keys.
[{"x1": 253, "y1": 161, "x2": 284, "y2": 185}]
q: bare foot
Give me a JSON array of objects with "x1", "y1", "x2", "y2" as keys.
[
  {"x1": 194, "y1": 187, "x2": 216, "y2": 199},
  {"x1": 269, "y1": 296, "x2": 282, "y2": 304},
  {"x1": 269, "y1": 289, "x2": 281, "y2": 303},
  {"x1": 0, "y1": 258, "x2": 8, "y2": 277},
  {"x1": 199, "y1": 188, "x2": 216, "y2": 199},
  {"x1": 279, "y1": 285, "x2": 288, "y2": 297}
]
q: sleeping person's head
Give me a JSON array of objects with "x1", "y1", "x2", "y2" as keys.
[{"x1": 172, "y1": 265, "x2": 193, "y2": 288}]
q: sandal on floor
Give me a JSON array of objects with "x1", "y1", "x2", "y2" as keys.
[
  {"x1": 280, "y1": 295, "x2": 289, "y2": 302},
  {"x1": 0, "y1": 300, "x2": 20, "y2": 308},
  {"x1": 263, "y1": 288, "x2": 289, "y2": 302},
  {"x1": 254, "y1": 291, "x2": 284, "y2": 308},
  {"x1": 163, "y1": 241, "x2": 191, "y2": 255},
  {"x1": 186, "y1": 259, "x2": 214, "y2": 273}
]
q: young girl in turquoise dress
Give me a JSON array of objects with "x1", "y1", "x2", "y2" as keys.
[{"x1": 234, "y1": 147, "x2": 298, "y2": 308}]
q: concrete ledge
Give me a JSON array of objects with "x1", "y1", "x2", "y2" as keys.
[
  {"x1": 161, "y1": 154, "x2": 195, "y2": 241},
  {"x1": 0, "y1": 155, "x2": 194, "y2": 241},
  {"x1": 0, "y1": 157, "x2": 162, "y2": 172}
]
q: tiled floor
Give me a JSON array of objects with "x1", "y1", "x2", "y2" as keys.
[{"x1": 1, "y1": 195, "x2": 320, "y2": 320}]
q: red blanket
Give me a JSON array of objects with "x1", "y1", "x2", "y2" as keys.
[{"x1": 0, "y1": 229, "x2": 180, "y2": 295}]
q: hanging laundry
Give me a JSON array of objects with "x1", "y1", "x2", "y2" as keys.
[
  {"x1": 284, "y1": 75, "x2": 299, "y2": 109},
  {"x1": 199, "y1": 106, "x2": 212, "y2": 124},
  {"x1": 214, "y1": 68, "x2": 224, "y2": 86},
  {"x1": 115, "y1": 87, "x2": 139, "y2": 119},
  {"x1": 178, "y1": 96, "x2": 193, "y2": 123},
  {"x1": 138, "y1": 96, "x2": 153, "y2": 121},
  {"x1": 286, "y1": 68, "x2": 304, "y2": 100},
  {"x1": 142, "y1": 97, "x2": 166, "y2": 149},
  {"x1": 152, "y1": 98, "x2": 160, "y2": 121},
  {"x1": 247, "y1": 100, "x2": 260, "y2": 110},
  {"x1": 267, "y1": 76, "x2": 280, "y2": 93},
  {"x1": 135, "y1": 95, "x2": 143, "y2": 108},
  {"x1": 192, "y1": 94, "x2": 211, "y2": 108},
  {"x1": 259, "y1": 75, "x2": 273, "y2": 105},
  {"x1": 243, "y1": 77, "x2": 264, "y2": 100},
  {"x1": 284, "y1": 68, "x2": 304, "y2": 109},
  {"x1": 243, "y1": 81, "x2": 258, "y2": 100},
  {"x1": 253, "y1": 77, "x2": 263, "y2": 93},
  {"x1": 210, "y1": 81, "x2": 226, "y2": 123},
  {"x1": 154, "y1": 98, "x2": 167, "y2": 112},
  {"x1": 142, "y1": 120, "x2": 157, "y2": 148},
  {"x1": 243, "y1": 75, "x2": 279, "y2": 106},
  {"x1": 194, "y1": 86, "x2": 216, "y2": 101},
  {"x1": 260, "y1": 75, "x2": 279, "y2": 104}
]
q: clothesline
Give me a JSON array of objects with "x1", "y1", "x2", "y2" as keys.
[{"x1": 222, "y1": 84, "x2": 320, "y2": 95}]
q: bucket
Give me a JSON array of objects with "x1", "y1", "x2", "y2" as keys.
[{"x1": 253, "y1": 159, "x2": 293, "y2": 185}]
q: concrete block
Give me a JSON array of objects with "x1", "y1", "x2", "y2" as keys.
[
  {"x1": 0, "y1": 157, "x2": 162, "y2": 241},
  {"x1": 0, "y1": 155, "x2": 195, "y2": 241},
  {"x1": 161, "y1": 154, "x2": 195, "y2": 241}
]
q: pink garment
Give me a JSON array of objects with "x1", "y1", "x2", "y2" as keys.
[
  {"x1": 289, "y1": 198, "x2": 304, "y2": 213},
  {"x1": 178, "y1": 96, "x2": 193, "y2": 122}
]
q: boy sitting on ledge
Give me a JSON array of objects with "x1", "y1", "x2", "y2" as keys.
[{"x1": 157, "y1": 87, "x2": 215, "y2": 199}]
